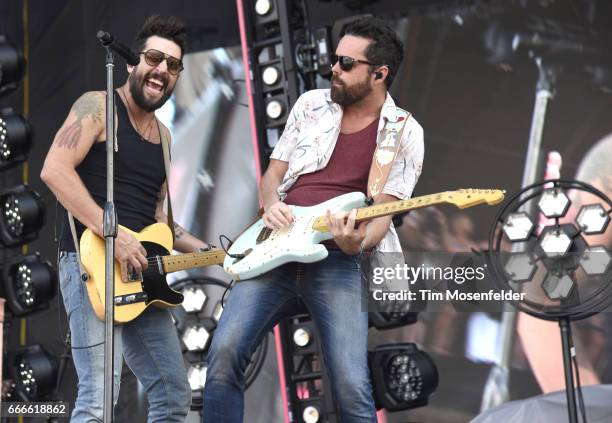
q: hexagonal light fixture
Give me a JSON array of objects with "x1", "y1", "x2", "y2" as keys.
[
  {"x1": 502, "y1": 212, "x2": 534, "y2": 242},
  {"x1": 537, "y1": 226, "x2": 572, "y2": 258},
  {"x1": 579, "y1": 246, "x2": 611, "y2": 276},
  {"x1": 181, "y1": 287, "x2": 207, "y2": 313},
  {"x1": 542, "y1": 273, "x2": 575, "y2": 301},
  {"x1": 576, "y1": 204, "x2": 610, "y2": 235},
  {"x1": 538, "y1": 188, "x2": 571, "y2": 218},
  {"x1": 187, "y1": 364, "x2": 207, "y2": 391},
  {"x1": 504, "y1": 253, "x2": 537, "y2": 282},
  {"x1": 182, "y1": 325, "x2": 210, "y2": 352}
]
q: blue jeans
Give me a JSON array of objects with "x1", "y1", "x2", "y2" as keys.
[
  {"x1": 203, "y1": 250, "x2": 377, "y2": 422},
  {"x1": 59, "y1": 252, "x2": 191, "y2": 422}
]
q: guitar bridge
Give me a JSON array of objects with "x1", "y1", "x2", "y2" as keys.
[{"x1": 114, "y1": 292, "x2": 148, "y2": 306}]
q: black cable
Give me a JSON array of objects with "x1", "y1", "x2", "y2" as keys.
[
  {"x1": 71, "y1": 341, "x2": 105, "y2": 350},
  {"x1": 171, "y1": 276, "x2": 230, "y2": 291},
  {"x1": 570, "y1": 329, "x2": 588, "y2": 423},
  {"x1": 221, "y1": 279, "x2": 235, "y2": 308},
  {"x1": 572, "y1": 354, "x2": 587, "y2": 423},
  {"x1": 53, "y1": 332, "x2": 72, "y2": 396},
  {"x1": 219, "y1": 234, "x2": 245, "y2": 259}
]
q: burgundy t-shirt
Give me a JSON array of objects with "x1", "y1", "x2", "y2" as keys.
[
  {"x1": 284, "y1": 117, "x2": 378, "y2": 207},
  {"x1": 283, "y1": 118, "x2": 378, "y2": 249}
]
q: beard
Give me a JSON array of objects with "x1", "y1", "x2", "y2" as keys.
[
  {"x1": 128, "y1": 68, "x2": 173, "y2": 112},
  {"x1": 330, "y1": 74, "x2": 373, "y2": 106}
]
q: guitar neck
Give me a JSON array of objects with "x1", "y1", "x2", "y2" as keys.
[
  {"x1": 312, "y1": 192, "x2": 450, "y2": 232},
  {"x1": 161, "y1": 249, "x2": 226, "y2": 274}
]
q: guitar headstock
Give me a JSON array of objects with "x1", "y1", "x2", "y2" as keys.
[{"x1": 445, "y1": 189, "x2": 505, "y2": 209}]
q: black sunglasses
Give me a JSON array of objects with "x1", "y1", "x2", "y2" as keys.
[
  {"x1": 140, "y1": 49, "x2": 184, "y2": 75},
  {"x1": 331, "y1": 54, "x2": 375, "y2": 71}
]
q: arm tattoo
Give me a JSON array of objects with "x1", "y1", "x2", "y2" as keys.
[
  {"x1": 173, "y1": 222, "x2": 185, "y2": 240},
  {"x1": 56, "y1": 92, "x2": 103, "y2": 149}
]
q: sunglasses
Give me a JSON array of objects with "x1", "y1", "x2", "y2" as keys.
[
  {"x1": 140, "y1": 49, "x2": 184, "y2": 75},
  {"x1": 331, "y1": 54, "x2": 375, "y2": 71}
]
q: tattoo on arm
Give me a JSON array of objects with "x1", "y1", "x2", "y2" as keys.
[
  {"x1": 55, "y1": 92, "x2": 103, "y2": 150},
  {"x1": 173, "y1": 222, "x2": 185, "y2": 240}
]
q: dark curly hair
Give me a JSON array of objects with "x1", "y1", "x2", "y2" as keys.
[
  {"x1": 132, "y1": 15, "x2": 187, "y2": 57},
  {"x1": 342, "y1": 17, "x2": 404, "y2": 88}
]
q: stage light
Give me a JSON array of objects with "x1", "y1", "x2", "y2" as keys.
[
  {"x1": 266, "y1": 99, "x2": 284, "y2": 120},
  {"x1": 181, "y1": 286, "x2": 206, "y2": 313},
  {"x1": 187, "y1": 363, "x2": 207, "y2": 391},
  {"x1": 2, "y1": 253, "x2": 57, "y2": 316},
  {"x1": 576, "y1": 204, "x2": 610, "y2": 235},
  {"x1": 537, "y1": 226, "x2": 572, "y2": 258},
  {"x1": 262, "y1": 66, "x2": 280, "y2": 86},
  {"x1": 0, "y1": 185, "x2": 45, "y2": 247},
  {"x1": 303, "y1": 405, "x2": 320, "y2": 423},
  {"x1": 8, "y1": 344, "x2": 58, "y2": 401},
  {"x1": 579, "y1": 246, "x2": 611, "y2": 276},
  {"x1": 0, "y1": 36, "x2": 26, "y2": 97},
  {"x1": 504, "y1": 253, "x2": 537, "y2": 283},
  {"x1": 0, "y1": 109, "x2": 33, "y2": 170},
  {"x1": 212, "y1": 301, "x2": 224, "y2": 323},
  {"x1": 542, "y1": 272, "x2": 575, "y2": 301},
  {"x1": 182, "y1": 325, "x2": 210, "y2": 352},
  {"x1": 293, "y1": 327, "x2": 311, "y2": 347},
  {"x1": 255, "y1": 0, "x2": 273, "y2": 16},
  {"x1": 370, "y1": 343, "x2": 438, "y2": 412},
  {"x1": 537, "y1": 188, "x2": 570, "y2": 218},
  {"x1": 502, "y1": 212, "x2": 534, "y2": 242}
]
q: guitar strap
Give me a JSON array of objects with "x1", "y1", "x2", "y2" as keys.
[
  {"x1": 367, "y1": 108, "x2": 411, "y2": 201},
  {"x1": 67, "y1": 211, "x2": 89, "y2": 281},
  {"x1": 157, "y1": 119, "x2": 176, "y2": 243}
]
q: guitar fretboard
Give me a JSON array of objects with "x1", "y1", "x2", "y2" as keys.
[
  {"x1": 311, "y1": 189, "x2": 504, "y2": 232},
  {"x1": 162, "y1": 249, "x2": 226, "y2": 274}
]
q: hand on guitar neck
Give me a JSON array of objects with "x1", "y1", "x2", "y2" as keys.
[{"x1": 326, "y1": 208, "x2": 368, "y2": 255}]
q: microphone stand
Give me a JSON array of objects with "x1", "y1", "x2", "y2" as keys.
[
  {"x1": 101, "y1": 45, "x2": 118, "y2": 423},
  {"x1": 480, "y1": 56, "x2": 560, "y2": 411}
]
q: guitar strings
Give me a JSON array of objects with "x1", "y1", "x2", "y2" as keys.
[{"x1": 142, "y1": 251, "x2": 223, "y2": 265}]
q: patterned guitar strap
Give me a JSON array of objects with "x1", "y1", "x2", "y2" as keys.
[
  {"x1": 67, "y1": 116, "x2": 175, "y2": 283},
  {"x1": 367, "y1": 108, "x2": 411, "y2": 201}
]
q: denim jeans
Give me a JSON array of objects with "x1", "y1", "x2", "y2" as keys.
[
  {"x1": 203, "y1": 250, "x2": 377, "y2": 422},
  {"x1": 58, "y1": 252, "x2": 191, "y2": 422}
]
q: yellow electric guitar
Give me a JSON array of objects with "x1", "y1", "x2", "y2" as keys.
[{"x1": 79, "y1": 222, "x2": 226, "y2": 323}]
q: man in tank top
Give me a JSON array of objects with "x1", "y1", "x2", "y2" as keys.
[
  {"x1": 41, "y1": 15, "x2": 208, "y2": 422},
  {"x1": 204, "y1": 17, "x2": 424, "y2": 422}
]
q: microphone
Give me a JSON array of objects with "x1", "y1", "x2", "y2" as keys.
[{"x1": 97, "y1": 31, "x2": 140, "y2": 66}]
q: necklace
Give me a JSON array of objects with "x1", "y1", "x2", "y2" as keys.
[{"x1": 121, "y1": 86, "x2": 156, "y2": 142}]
